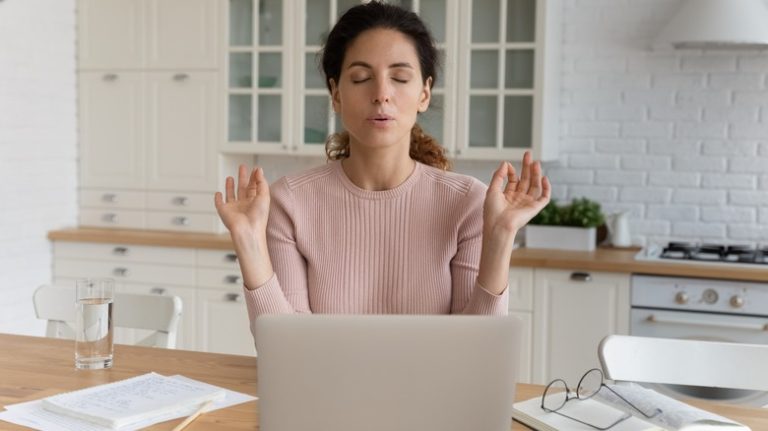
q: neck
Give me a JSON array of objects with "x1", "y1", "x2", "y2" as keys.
[{"x1": 341, "y1": 150, "x2": 416, "y2": 191}]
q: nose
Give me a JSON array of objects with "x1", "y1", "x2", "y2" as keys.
[{"x1": 372, "y1": 77, "x2": 392, "y2": 104}]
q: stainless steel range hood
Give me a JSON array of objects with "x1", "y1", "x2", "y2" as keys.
[{"x1": 655, "y1": 0, "x2": 768, "y2": 50}]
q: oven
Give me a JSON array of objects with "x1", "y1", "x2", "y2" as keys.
[{"x1": 630, "y1": 274, "x2": 768, "y2": 406}]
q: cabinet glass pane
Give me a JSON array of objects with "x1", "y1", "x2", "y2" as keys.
[
  {"x1": 470, "y1": 50, "x2": 498, "y2": 88},
  {"x1": 258, "y1": 0, "x2": 282, "y2": 45},
  {"x1": 419, "y1": 94, "x2": 444, "y2": 145},
  {"x1": 258, "y1": 53, "x2": 281, "y2": 88},
  {"x1": 229, "y1": 95, "x2": 252, "y2": 141},
  {"x1": 472, "y1": 0, "x2": 500, "y2": 43},
  {"x1": 503, "y1": 96, "x2": 532, "y2": 148},
  {"x1": 306, "y1": 0, "x2": 331, "y2": 45},
  {"x1": 229, "y1": 53, "x2": 253, "y2": 88},
  {"x1": 230, "y1": 0, "x2": 253, "y2": 46},
  {"x1": 469, "y1": 96, "x2": 497, "y2": 148},
  {"x1": 420, "y1": 0, "x2": 446, "y2": 43},
  {"x1": 305, "y1": 96, "x2": 330, "y2": 144},
  {"x1": 306, "y1": 52, "x2": 325, "y2": 89},
  {"x1": 337, "y1": 0, "x2": 359, "y2": 18},
  {"x1": 505, "y1": 50, "x2": 534, "y2": 88},
  {"x1": 506, "y1": 0, "x2": 536, "y2": 42},
  {"x1": 258, "y1": 95, "x2": 281, "y2": 141}
]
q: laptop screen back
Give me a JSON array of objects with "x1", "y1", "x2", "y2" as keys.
[{"x1": 255, "y1": 315, "x2": 522, "y2": 431}]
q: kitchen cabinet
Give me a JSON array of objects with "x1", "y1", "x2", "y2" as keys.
[
  {"x1": 508, "y1": 267, "x2": 534, "y2": 383},
  {"x1": 530, "y1": 268, "x2": 630, "y2": 385},
  {"x1": 77, "y1": 0, "x2": 222, "y2": 233},
  {"x1": 222, "y1": 0, "x2": 560, "y2": 161}
]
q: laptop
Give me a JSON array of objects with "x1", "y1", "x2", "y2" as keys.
[{"x1": 255, "y1": 314, "x2": 522, "y2": 431}]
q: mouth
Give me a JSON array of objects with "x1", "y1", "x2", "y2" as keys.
[{"x1": 368, "y1": 114, "x2": 394, "y2": 125}]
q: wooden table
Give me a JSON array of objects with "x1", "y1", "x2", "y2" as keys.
[{"x1": 1, "y1": 333, "x2": 766, "y2": 430}]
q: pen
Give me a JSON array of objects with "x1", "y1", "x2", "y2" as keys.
[{"x1": 171, "y1": 399, "x2": 213, "y2": 431}]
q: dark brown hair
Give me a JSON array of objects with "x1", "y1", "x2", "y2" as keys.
[{"x1": 319, "y1": 1, "x2": 451, "y2": 170}]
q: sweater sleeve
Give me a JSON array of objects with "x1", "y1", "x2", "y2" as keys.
[
  {"x1": 242, "y1": 178, "x2": 312, "y2": 324},
  {"x1": 450, "y1": 179, "x2": 509, "y2": 315}
]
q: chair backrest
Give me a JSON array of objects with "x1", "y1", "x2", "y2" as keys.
[
  {"x1": 33, "y1": 285, "x2": 183, "y2": 349},
  {"x1": 598, "y1": 335, "x2": 768, "y2": 391}
]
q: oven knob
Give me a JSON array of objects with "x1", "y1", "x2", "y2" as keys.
[
  {"x1": 730, "y1": 295, "x2": 744, "y2": 309},
  {"x1": 674, "y1": 292, "x2": 689, "y2": 305},
  {"x1": 702, "y1": 289, "x2": 719, "y2": 304}
]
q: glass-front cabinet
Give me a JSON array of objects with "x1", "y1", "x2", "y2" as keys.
[{"x1": 222, "y1": 0, "x2": 559, "y2": 161}]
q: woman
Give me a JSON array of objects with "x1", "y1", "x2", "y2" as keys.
[{"x1": 215, "y1": 2, "x2": 550, "y2": 327}]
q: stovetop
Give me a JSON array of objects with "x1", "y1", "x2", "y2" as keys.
[{"x1": 637, "y1": 242, "x2": 768, "y2": 266}]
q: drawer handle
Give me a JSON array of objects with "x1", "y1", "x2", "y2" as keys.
[
  {"x1": 570, "y1": 272, "x2": 592, "y2": 282},
  {"x1": 150, "y1": 287, "x2": 166, "y2": 295},
  {"x1": 225, "y1": 253, "x2": 238, "y2": 263},
  {"x1": 113, "y1": 267, "x2": 130, "y2": 277},
  {"x1": 103, "y1": 73, "x2": 118, "y2": 81},
  {"x1": 173, "y1": 73, "x2": 189, "y2": 81},
  {"x1": 102, "y1": 193, "x2": 118, "y2": 203},
  {"x1": 102, "y1": 213, "x2": 118, "y2": 223},
  {"x1": 112, "y1": 246, "x2": 129, "y2": 256},
  {"x1": 173, "y1": 216, "x2": 189, "y2": 226},
  {"x1": 173, "y1": 196, "x2": 189, "y2": 206},
  {"x1": 225, "y1": 275, "x2": 242, "y2": 284},
  {"x1": 225, "y1": 293, "x2": 241, "y2": 302}
]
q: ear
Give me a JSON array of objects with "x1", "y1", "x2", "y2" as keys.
[
  {"x1": 417, "y1": 76, "x2": 432, "y2": 113},
  {"x1": 330, "y1": 78, "x2": 341, "y2": 113}
]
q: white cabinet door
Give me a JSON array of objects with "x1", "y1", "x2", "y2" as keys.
[
  {"x1": 146, "y1": 0, "x2": 219, "y2": 69},
  {"x1": 532, "y1": 269, "x2": 630, "y2": 385},
  {"x1": 511, "y1": 311, "x2": 533, "y2": 384},
  {"x1": 78, "y1": 0, "x2": 145, "y2": 69},
  {"x1": 79, "y1": 72, "x2": 145, "y2": 189},
  {"x1": 197, "y1": 288, "x2": 256, "y2": 356},
  {"x1": 145, "y1": 72, "x2": 218, "y2": 192}
]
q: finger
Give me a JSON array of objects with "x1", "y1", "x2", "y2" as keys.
[
  {"x1": 225, "y1": 176, "x2": 235, "y2": 202},
  {"x1": 516, "y1": 151, "x2": 532, "y2": 194},
  {"x1": 214, "y1": 191, "x2": 223, "y2": 209},
  {"x1": 539, "y1": 176, "x2": 552, "y2": 202},
  {"x1": 488, "y1": 161, "x2": 507, "y2": 194},
  {"x1": 503, "y1": 161, "x2": 518, "y2": 194},
  {"x1": 527, "y1": 161, "x2": 543, "y2": 198},
  {"x1": 246, "y1": 167, "x2": 263, "y2": 198},
  {"x1": 237, "y1": 165, "x2": 248, "y2": 200}
]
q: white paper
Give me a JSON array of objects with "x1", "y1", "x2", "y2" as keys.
[{"x1": 0, "y1": 374, "x2": 257, "y2": 431}]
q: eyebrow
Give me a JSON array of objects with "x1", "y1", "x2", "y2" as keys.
[{"x1": 346, "y1": 61, "x2": 414, "y2": 70}]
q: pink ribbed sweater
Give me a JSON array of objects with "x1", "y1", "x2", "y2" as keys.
[{"x1": 243, "y1": 161, "x2": 509, "y2": 324}]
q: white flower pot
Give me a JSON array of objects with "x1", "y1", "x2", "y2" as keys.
[{"x1": 524, "y1": 225, "x2": 597, "y2": 251}]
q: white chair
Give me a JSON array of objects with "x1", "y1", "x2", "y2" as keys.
[
  {"x1": 598, "y1": 335, "x2": 768, "y2": 398},
  {"x1": 33, "y1": 285, "x2": 183, "y2": 349}
]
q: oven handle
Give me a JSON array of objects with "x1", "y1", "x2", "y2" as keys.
[{"x1": 646, "y1": 314, "x2": 768, "y2": 331}]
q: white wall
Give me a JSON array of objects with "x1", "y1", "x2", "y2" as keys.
[{"x1": 0, "y1": 0, "x2": 78, "y2": 334}]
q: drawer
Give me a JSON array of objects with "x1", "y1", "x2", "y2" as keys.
[
  {"x1": 81, "y1": 189, "x2": 145, "y2": 209},
  {"x1": 80, "y1": 208, "x2": 146, "y2": 229},
  {"x1": 146, "y1": 212, "x2": 219, "y2": 233},
  {"x1": 54, "y1": 242, "x2": 195, "y2": 265},
  {"x1": 197, "y1": 249, "x2": 239, "y2": 269},
  {"x1": 54, "y1": 259, "x2": 195, "y2": 286},
  {"x1": 197, "y1": 268, "x2": 244, "y2": 290},
  {"x1": 146, "y1": 191, "x2": 215, "y2": 212}
]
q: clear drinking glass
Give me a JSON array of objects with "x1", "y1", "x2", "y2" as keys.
[{"x1": 75, "y1": 278, "x2": 115, "y2": 370}]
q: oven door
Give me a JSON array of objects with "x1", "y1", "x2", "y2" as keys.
[{"x1": 630, "y1": 308, "x2": 768, "y2": 406}]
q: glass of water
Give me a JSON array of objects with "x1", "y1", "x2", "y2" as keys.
[{"x1": 75, "y1": 278, "x2": 115, "y2": 370}]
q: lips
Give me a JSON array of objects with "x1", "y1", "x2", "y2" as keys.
[{"x1": 368, "y1": 113, "x2": 394, "y2": 122}]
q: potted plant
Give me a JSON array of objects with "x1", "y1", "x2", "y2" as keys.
[{"x1": 525, "y1": 198, "x2": 605, "y2": 251}]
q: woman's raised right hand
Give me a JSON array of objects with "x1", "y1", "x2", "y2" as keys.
[{"x1": 214, "y1": 165, "x2": 271, "y2": 238}]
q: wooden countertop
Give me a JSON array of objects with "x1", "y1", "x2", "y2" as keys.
[{"x1": 48, "y1": 228, "x2": 768, "y2": 282}]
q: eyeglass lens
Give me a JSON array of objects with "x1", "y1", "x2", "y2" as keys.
[
  {"x1": 577, "y1": 368, "x2": 603, "y2": 399},
  {"x1": 542, "y1": 379, "x2": 568, "y2": 411}
]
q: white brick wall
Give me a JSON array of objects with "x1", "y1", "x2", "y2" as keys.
[{"x1": 0, "y1": 0, "x2": 77, "y2": 335}]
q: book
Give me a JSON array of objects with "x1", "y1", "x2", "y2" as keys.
[
  {"x1": 40, "y1": 372, "x2": 226, "y2": 429},
  {"x1": 512, "y1": 382, "x2": 750, "y2": 431}
]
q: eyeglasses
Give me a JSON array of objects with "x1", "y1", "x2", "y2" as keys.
[{"x1": 541, "y1": 368, "x2": 662, "y2": 430}]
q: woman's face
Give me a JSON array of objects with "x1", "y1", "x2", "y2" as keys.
[{"x1": 330, "y1": 28, "x2": 431, "y2": 155}]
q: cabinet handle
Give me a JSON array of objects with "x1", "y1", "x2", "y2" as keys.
[
  {"x1": 225, "y1": 293, "x2": 241, "y2": 302},
  {"x1": 225, "y1": 253, "x2": 238, "y2": 263},
  {"x1": 172, "y1": 216, "x2": 189, "y2": 226},
  {"x1": 173, "y1": 73, "x2": 189, "y2": 81},
  {"x1": 150, "y1": 287, "x2": 166, "y2": 295},
  {"x1": 570, "y1": 272, "x2": 592, "y2": 282},
  {"x1": 102, "y1": 213, "x2": 118, "y2": 223},
  {"x1": 172, "y1": 196, "x2": 189, "y2": 206},
  {"x1": 225, "y1": 275, "x2": 242, "y2": 284},
  {"x1": 103, "y1": 73, "x2": 118, "y2": 81},
  {"x1": 113, "y1": 267, "x2": 130, "y2": 277},
  {"x1": 112, "y1": 246, "x2": 129, "y2": 256},
  {"x1": 102, "y1": 193, "x2": 118, "y2": 203}
]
